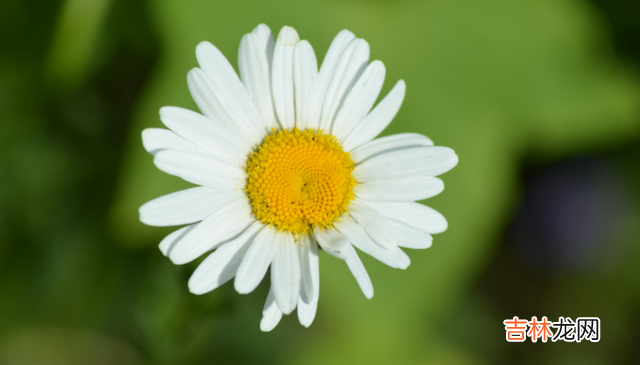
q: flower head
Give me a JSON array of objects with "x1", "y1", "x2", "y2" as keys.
[{"x1": 140, "y1": 24, "x2": 458, "y2": 331}]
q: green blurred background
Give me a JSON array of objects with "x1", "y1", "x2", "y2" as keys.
[{"x1": 1, "y1": 0, "x2": 639, "y2": 364}]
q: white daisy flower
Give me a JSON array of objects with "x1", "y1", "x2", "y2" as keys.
[{"x1": 139, "y1": 24, "x2": 458, "y2": 331}]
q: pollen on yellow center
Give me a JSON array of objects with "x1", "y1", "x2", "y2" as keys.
[{"x1": 246, "y1": 128, "x2": 356, "y2": 234}]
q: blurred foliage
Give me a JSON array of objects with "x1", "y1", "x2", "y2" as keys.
[{"x1": 1, "y1": 0, "x2": 639, "y2": 364}]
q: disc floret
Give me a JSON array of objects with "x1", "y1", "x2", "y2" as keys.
[{"x1": 246, "y1": 128, "x2": 356, "y2": 234}]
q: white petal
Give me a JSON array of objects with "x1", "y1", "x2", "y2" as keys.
[
  {"x1": 360, "y1": 200, "x2": 448, "y2": 234},
  {"x1": 389, "y1": 219, "x2": 433, "y2": 249},
  {"x1": 271, "y1": 231, "x2": 300, "y2": 315},
  {"x1": 343, "y1": 245, "x2": 373, "y2": 299},
  {"x1": 297, "y1": 238, "x2": 319, "y2": 327},
  {"x1": 238, "y1": 32, "x2": 278, "y2": 130},
  {"x1": 354, "y1": 146, "x2": 458, "y2": 181},
  {"x1": 297, "y1": 295, "x2": 318, "y2": 327},
  {"x1": 347, "y1": 200, "x2": 396, "y2": 249},
  {"x1": 158, "y1": 224, "x2": 196, "y2": 256},
  {"x1": 153, "y1": 149, "x2": 245, "y2": 189},
  {"x1": 261, "y1": 287, "x2": 283, "y2": 332},
  {"x1": 334, "y1": 216, "x2": 410, "y2": 269},
  {"x1": 252, "y1": 24, "x2": 276, "y2": 59},
  {"x1": 355, "y1": 176, "x2": 444, "y2": 202},
  {"x1": 234, "y1": 225, "x2": 279, "y2": 294},
  {"x1": 293, "y1": 40, "x2": 317, "y2": 131},
  {"x1": 188, "y1": 221, "x2": 265, "y2": 294},
  {"x1": 297, "y1": 234, "x2": 316, "y2": 304},
  {"x1": 350, "y1": 133, "x2": 433, "y2": 164},
  {"x1": 342, "y1": 80, "x2": 406, "y2": 152},
  {"x1": 140, "y1": 187, "x2": 244, "y2": 227},
  {"x1": 195, "y1": 42, "x2": 264, "y2": 139},
  {"x1": 186, "y1": 68, "x2": 260, "y2": 148},
  {"x1": 312, "y1": 226, "x2": 349, "y2": 259},
  {"x1": 332, "y1": 61, "x2": 385, "y2": 141},
  {"x1": 311, "y1": 30, "x2": 356, "y2": 129},
  {"x1": 168, "y1": 197, "x2": 255, "y2": 264},
  {"x1": 141, "y1": 128, "x2": 206, "y2": 156},
  {"x1": 272, "y1": 26, "x2": 299, "y2": 130},
  {"x1": 318, "y1": 39, "x2": 370, "y2": 132},
  {"x1": 159, "y1": 106, "x2": 247, "y2": 164}
]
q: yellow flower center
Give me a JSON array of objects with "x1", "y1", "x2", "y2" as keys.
[{"x1": 246, "y1": 128, "x2": 356, "y2": 234}]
